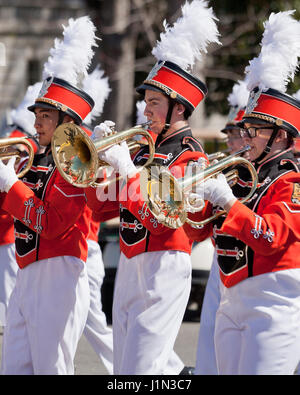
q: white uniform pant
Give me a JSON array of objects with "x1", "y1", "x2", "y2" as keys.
[
  {"x1": 195, "y1": 251, "x2": 220, "y2": 375},
  {"x1": 215, "y1": 269, "x2": 300, "y2": 375},
  {"x1": 1, "y1": 256, "x2": 90, "y2": 375},
  {"x1": 83, "y1": 240, "x2": 113, "y2": 374},
  {"x1": 163, "y1": 350, "x2": 184, "y2": 375},
  {"x1": 0, "y1": 243, "x2": 18, "y2": 326},
  {"x1": 113, "y1": 250, "x2": 191, "y2": 375}
]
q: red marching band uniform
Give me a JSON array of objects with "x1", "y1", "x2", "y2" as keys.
[
  {"x1": 85, "y1": 60, "x2": 211, "y2": 262},
  {"x1": 0, "y1": 77, "x2": 95, "y2": 269},
  {"x1": 184, "y1": 87, "x2": 300, "y2": 288},
  {"x1": 0, "y1": 209, "x2": 14, "y2": 246},
  {"x1": 0, "y1": 106, "x2": 41, "y2": 250}
]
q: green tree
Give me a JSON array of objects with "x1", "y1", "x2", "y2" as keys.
[{"x1": 206, "y1": 0, "x2": 300, "y2": 116}]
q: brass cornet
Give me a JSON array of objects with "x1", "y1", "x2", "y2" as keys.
[
  {"x1": 0, "y1": 137, "x2": 34, "y2": 178},
  {"x1": 51, "y1": 122, "x2": 155, "y2": 188},
  {"x1": 207, "y1": 148, "x2": 239, "y2": 187},
  {"x1": 207, "y1": 150, "x2": 229, "y2": 162},
  {"x1": 140, "y1": 145, "x2": 257, "y2": 229}
]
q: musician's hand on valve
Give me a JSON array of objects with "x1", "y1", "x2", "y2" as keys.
[
  {"x1": 0, "y1": 157, "x2": 18, "y2": 193},
  {"x1": 185, "y1": 192, "x2": 205, "y2": 213},
  {"x1": 91, "y1": 120, "x2": 116, "y2": 141},
  {"x1": 98, "y1": 141, "x2": 138, "y2": 179},
  {"x1": 201, "y1": 173, "x2": 236, "y2": 210}
]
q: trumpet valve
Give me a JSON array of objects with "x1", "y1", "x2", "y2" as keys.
[
  {"x1": 185, "y1": 192, "x2": 205, "y2": 213},
  {"x1": 196, "y1": 157, "x2": 209, "y2": 170},
  {"x1": 103, "y1": 129, "x2": 117, "y2": 138}
]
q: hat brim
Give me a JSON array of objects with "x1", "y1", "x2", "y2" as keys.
[
  {"x1": 136, "y1": 83, "x2": 164, "y2": 97},
  {"x1": 240, "y1": 116, "x2": 274, "y2": 127},
  {"x1": 27, "y1": 101, "x2": 82, "y2": 125},
  {"x1": 28, "y1": 102, "x2": 59, "y2": 113},
  {"x1": 221, "y1": 124, "x2": 241, "y2": 134}
]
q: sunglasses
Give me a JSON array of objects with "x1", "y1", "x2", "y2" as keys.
[{"x1": 240, "y1": 126, "x2": 274, "y2": 139}]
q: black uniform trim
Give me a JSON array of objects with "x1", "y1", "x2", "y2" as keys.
[{"x1": 214, "y1": 150, "x2": 300, "y2": 277}]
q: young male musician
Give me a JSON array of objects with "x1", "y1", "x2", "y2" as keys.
[
  {"x1": 195, "y1": 79, "x2": 249, "y2": 375},
  {"x1": 85, "y1": 0, "x2": 220, "y2": 374},
  {"x1": 0, "y1": 82, "x2": 41, "y2": 329},
  {"x1": 0, "y1": 16, "x2": 97, "y2": 375},
  {"x1": 184, "y1": 11, "x2": 300, "y2": 374}
]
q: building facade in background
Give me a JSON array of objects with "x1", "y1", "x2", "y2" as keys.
[
  {"x1": 0, "y1": 0, "x2": 227, "y2": 150},
  {"x1": 0, "y1": 0, "x2": 89, "y2": 124}
]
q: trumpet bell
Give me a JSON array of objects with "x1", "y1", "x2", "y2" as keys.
[
  {"x1": 0, "y1": 136, "x2": 34, "y2": 178},
  {"x1": 52, "y1": 122, "x2": 155, "y2": 188},
  {"x1": 140, "y1": 167, "x2": 187, "y2": 229},
  {"x1": 51, "y1": 123, "x2": 99, "y2": 188}
]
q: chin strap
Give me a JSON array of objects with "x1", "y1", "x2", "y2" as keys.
[
  {"x1": 255, "y1": 126, "x2": 279, "y2": 165},
  {"x1": 46, "y1": 111, "x2": 66, "y2": 155},
  {"x1": 57, "y1": 110, "x2": 66, "y2": 128},
  {"x1": 160, "y1": 99, "x2": 175, "y2": 136}
]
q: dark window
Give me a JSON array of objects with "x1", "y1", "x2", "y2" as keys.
[{"x1": 27, "y1": 59, "x2": 41, "y2": 86}]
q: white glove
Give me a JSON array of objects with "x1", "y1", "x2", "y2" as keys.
[
  {"x1": 0, "y1": 157, "x2": 18, "y2": 193},
  {"x1": 98, "y1": 141, "x2": 137, "y2": 179},
  {"x1": 185, "y1": 192, "x2": 205, "y2": 213},
  {"x1": 91, "y1": 120, "x2": 116, "y2": 141},
  {"x1": 197, "y1": 173, "x2": 236, "y2": 208}
]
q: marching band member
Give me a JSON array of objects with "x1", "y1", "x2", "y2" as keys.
[
  {"x1": 0, "y1": 82, "x2": 41, "y2": 329},
  {"x1": 195, "y1": 79, "x2": 250, "y2": 375},
  {"x1": 133, "y1": 99, "x2": 188, "y2": 375},
  {"x1": 0, "y1": 16, "x2": 97, "y2": 375},
  {"x1": 184, "y1": 10, "x2": 300, "y2": 374},
  {"x1": 85, "y1": 0, "x2": 220, "y2": 375},
  {"x1": 80, "y1": 67, "x2": 114, "y2": 375}
]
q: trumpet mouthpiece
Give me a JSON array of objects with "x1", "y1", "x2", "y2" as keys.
[{"x1": 136, "y1": 120, "x2": 152, "y2": 129}]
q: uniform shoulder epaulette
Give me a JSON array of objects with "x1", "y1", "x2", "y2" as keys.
[
  {"x1": 182, "y1": 135, "x2": 204, "y2": 153},
  {"x1": 279, "y1": 158, "x2": 300, "y2": 173}
]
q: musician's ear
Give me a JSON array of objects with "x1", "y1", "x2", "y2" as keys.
[
  {"x1": 63, "y1": 114, "x2": 74, "y2": 124},
  {"x1": 174, "y1": 102, "x2": 186, "y2": 117}
]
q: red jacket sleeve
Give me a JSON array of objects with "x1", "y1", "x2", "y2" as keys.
[
  {"x1": 0, "y1": 192, "x2": 5, "y2": 209},
  {"x1": 2, "y1": 170, "x2": 88, "y2": 240},
  {"x1": 183, "y1": 201, "x2": 214, "y2": 242},
  {"x1": 222, "y1": 173, "x2": 300, "y2": 255},
  {"x1": 85, "y1": 185, "x2": 120, "y2": 220},
  {"x1": 0, "y1": 209, "x2": 15, "y2": 245}
]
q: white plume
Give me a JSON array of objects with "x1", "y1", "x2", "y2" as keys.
[
  {"x1": 42, "y1": 16, "x2": 98, "y2": 85},
  {"x1": 245, "y1": 10, "x2": 300, "y2": 92},
  {"x1": 293, "y1": 89, "x2": 300, "y2": 101},
  {"x1": 227, "y1": 79, "x2": 249, "y2": 109},
  {"x1": 152, "y1": 0, "x2": 220, "y2": 71},
  {"x1": 83, "y1": 65, "x2": 111, "y2": 125},
  {"x1": 10, "y1": 82, "x2": 42, "y2": 135},
  {"x1": 136, "y1": 101, "x2": 147, "y2": 125}
]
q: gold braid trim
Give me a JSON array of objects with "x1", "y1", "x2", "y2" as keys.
[
  {"x1": 244, "y1": 113, "x2": 283, "y2": 126},
  {"x1": 35, "y1": 98, "x2": 68, "y2": 112},
  {"x1": 143, "y1": 80, "x2": 178, "y2": 99}
]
